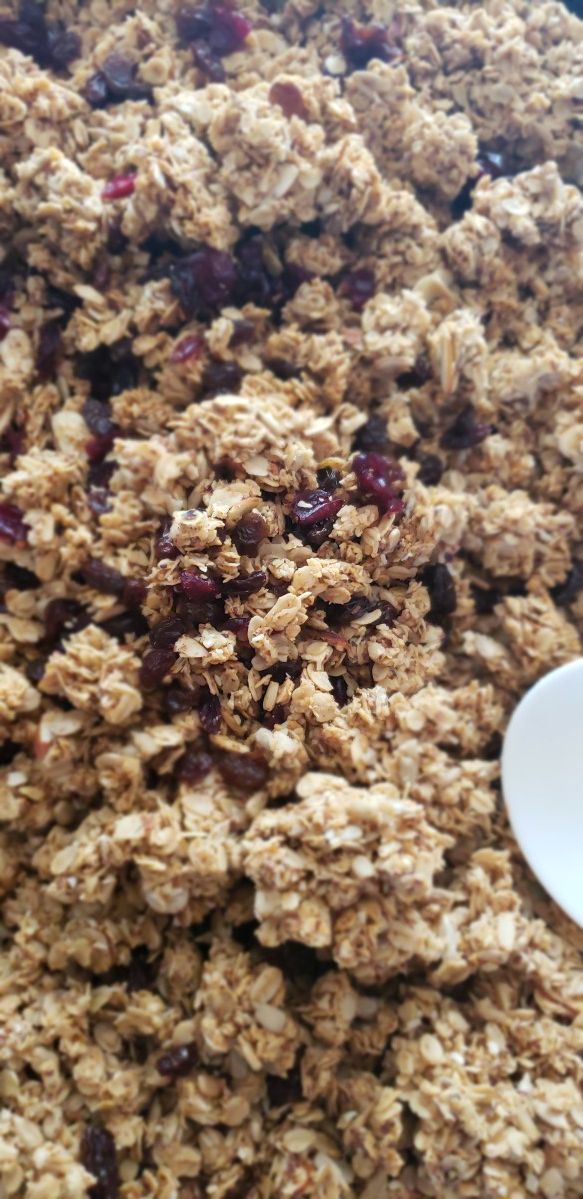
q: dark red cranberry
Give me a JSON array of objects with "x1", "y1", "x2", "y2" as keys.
[
  {"x1": 102, "y1": 173, "x2": 137, "y2": 202},
  {"x1": 216, "y1": 749, "x2": 269, "y2": 793},
  {"x1": 303, "y1": 517, "x2": 337, "y2": 549},
  {"x1": 176, "y1": 6, "x2": 212, "y2": 41},
  {"x1": 86, "y1": 434, "x2": 116, "y2": 462},
  {"x1": 177, "y1": 747, "x2": 213, "y2": 783},
  {"x1": 551, "y1": 562, "x2": 583, "y2": 608},
  {"x1": 155, "y1": 522, "x2": 180, "y2": 561},
  {"x1": 440, "y1": 406, "x2": 492, "y2": 451},
  {"x1": 267, "y1": 1066, "x2": 303, "y2": 1108},
  {"x1": 232, "y1": 512, "x2": 268, "y2": 555},
  {"x1": 170, "y1": 248, "x2": 237, "y2": 318},
  {"x1": 262, "y1": 702, "x2": 288, "y2": 729},
  {"x1": 416, "y1": 453, "x2": 444, "y2": 486},
  {"x1": 201, "y1": 360, "x2": 242, "y2": 394},
  {"x1": 230, "y1": 318, "x2": 255, "y2": 347},
  {"x1": 100, "y1": 52, "x2": 151, "y2": 101},
  {"x1": 80, "y1": 1125, "x2": 119, "y2": 1199},
  {"x1": 269, "y1": 80, "x2": 307, "y2": 119},
  {"x1": 0, "y1": 502, "x2": 28, "y2": 546},
  {"x1": 353, "y1": 452, "x2": 405, "y2": 514},
  {"x1": 290, "y1": 489, "x2": 343, "y2": 528},
  {"x1": 340, "y1": 17, "x2": 400, "y2": 70},
  {"x1": 81, "y1": 559, "x2": 125, "y2": 596},
  {"x1": 330, "y1": 675, "x2": 348, "y2": 707},
  {"x1": 84, "y1": 71, "x2": 109, "y2": 107},
  {"x1": 36, "y1": 320, "x2": 61, "y2": 382},
  {"x1": 156, "y1": 1041, "x2": 198, "y2": 1079},
  {"x1": 224, "y1": 614, "x2": 250, "y2": 643},
  {"x1": 139, "y1": 648, "x2": 176, "y2": 690},
  {"x1": 122, "y1": 578, "x2": 146, "y2": 609},
  {"x1": 353, "y1": 414, "x2": 389, "y2": 453},
  {"x1": 0, "y1": 305, "x2": 10, "y2": 341},
  {"x1": 164, "y1": 684, "x2": 198, "y2": 717},
  {"x1": 44, "y1": 598, "x2": 88, "y2": 643},
  {"x1": 316, "y1": 467, "x2": 341, "y2": 493},
  {"x1": 149, "y1": 615, "x2": 186, "y2": 649},
  {"x1": 209, "y1": 5, "x2": 252, "y2": 54},
  {"x1": 179, "y1": 570, "x2": 221, "y2": 601},
  {"x1": 338, "y1": 267, "x2": 375, "y2": 310},
  {"x1": 170, "y1": 334, "x2": 204, "y2": 364},
  {"x1": 222, "y1": 570, "x2": 266, "y2": 598},
  {"x1": 198, "y1": 689, "x2": 221, "y2": 734},
  {"x1": 422, "y1": 563, "x2": 457, "y2": 618},
  {"x1": 191, "y1": 39, "x2": 225, "y2": 80}
]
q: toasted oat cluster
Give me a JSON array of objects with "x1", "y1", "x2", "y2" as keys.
[{"x1": 1, "y1": 0, "x2": 583, "y2": 1196}]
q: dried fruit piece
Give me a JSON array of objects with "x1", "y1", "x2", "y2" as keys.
[
  {"x1": 178, "y1": 748, "x2": 213, "y2": 783},
  {"x1": 102, "y1": 173, "x2": 137, "y2": 201},
  {"x1": 222, "y1": 570, "x2": 266, "y2": 597},
  {"x1": 423, "y1": 563, "x2": 457, "y2": 618},
  {"x1": 170, "y1": 248, "x2": 237, "y2": 317},
  {"x1": 0, "y1": 502, "x2": 28, "y2": 545},
  {"x1": 340, "y1": 17, "x2": 400, "y2": 70},
  {"x1": 156, "y1": 1041, "x2": 198, "y2": 1079},
  {"x1": 149, "y1": 615, "x2": 187, "y2": 649},
  {"x1": 36, "y1": 320, "x2": 61, "y2": 381},
  {"x1": 316, "y1": 467, "x2": 341, "y2": 493},
  {"x1": 81, "y1": 559, "x2": 126, "y2": 596},
  {"x1": 232, "y1": 512, "x2": 268, "y2": 555},
  {"x1": 164, "y1": 684, "x2": 198, "y2": 717},
  {"x1": 353, "y1": 414, "x2": 389, "y2": 453},
  {"x1": 216, "y1": 749, "x2": 269, "y2": 792},
  {"x1": 269, "y1": 80, "x2": 307, "y2": 120},
  {"x1": 139, "y1": 648, "x2": 176, "y2": 690},
  {"x1": 198, "y1": 689, "x2": 222, "y2": 734},
  {"x1": 352, "y1": 452, "x2": 405, "y2": 514},
  {"x1": 338, "y1": 267, "x2": 375, "y2": 310},
  {"x1": 80, "y1": 1125, "x2": 119, "y2": 1199},
  {"x1": 170, "y1": 334, "x2": 204, "y2": 364},
  {"x1": 440, "y1": 405, "x2": 492, "y2": 451},
  {"x1": 224, "y1": 614, "x2": 250, "y2": 643},
  {"x1": 330, "y1": 674, "x2": 348, "y2": 707},
  {"x1": 179, "y1": 571, "x2": 221, "y2": 600},
  {"x1": 202, "y1": 360, "x2": 242, "y2": 394},
  {"x1": 290, "y1": 489, "x2": 343, "y2": 528},
  {"x1": 416, "y1": 453, "x2": 444, "y2": 486},
  {"x1": 44, "y1": 598, "x2": 88, "y2": 643},
  {"x1": 191, "y1": 39, "x2": 225, "y2": 81}
]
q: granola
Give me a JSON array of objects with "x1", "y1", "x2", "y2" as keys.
[{"x1": 0, "y1": 1, "x2": 583, "y2": 1197}]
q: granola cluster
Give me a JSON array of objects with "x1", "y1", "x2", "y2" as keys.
[{"x1": 1, "y1": 0, "x2": 583, "y2": 1196}]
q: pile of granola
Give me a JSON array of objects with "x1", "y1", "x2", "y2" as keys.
[{"x1": 1, "y1": 0, "x2": 583, "y2": 1196}]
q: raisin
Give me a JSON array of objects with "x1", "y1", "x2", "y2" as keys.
[
  {"x1": 216, "y1": 749, "x2": 269, "y2": 792},
  {"x1": 156, "y1": 1041, "x2": 199, "y2": 1079},
  {"x1": 80, "y1": 1125, "x2": 119, "y2": 1199}
]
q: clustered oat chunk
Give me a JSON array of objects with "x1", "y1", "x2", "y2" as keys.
[{"x1": 0, "y1": 1, "x2": 583, "y2": 1197}]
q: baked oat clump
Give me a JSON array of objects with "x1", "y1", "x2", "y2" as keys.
[{"x1": 0, "y1": 0, "x2": 583, "y2": 1196}]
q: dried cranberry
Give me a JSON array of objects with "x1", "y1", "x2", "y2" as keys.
[
  {"x1": 149, "y1": 615, "x2": 186, "y2": 649},
  {"x1": 230, "y1": 318, "x2": 255, "y2": 347},
  {"x1": 353, "y1": 414, "x2": 389, "y2": 453},
  {"x1": 102, "y1": 173, "x2": 137, "y2": 202},
  {"x1": 236, "y1": 236, "x2": 273, "y2": 308},
  {"x1": 164, "y1": 684, "x2": 197, "y2": 717},
  {"x1": 101, "y1": 52, "x2": 151, "y2": 101},
  {"x1": 210, "y1": 5, "x2": 252, "y2": 53},
  {"x1": 155, "y1": 522, "x2": 180, "y2": 561},
  {"x1": 269, "y1": 80, "x2": 307, "y2": 120},
  {"x1": 330, "y1": 675, "x2": 348, "y2": 707},
  {"x1": 232, "y1": 512, "x2": 268, "y2": 555},
  {"x1": 304, "y1": 517, "x2": 337, "y2": 548},
  {"x1": 44, "y1": 598, "x2": 88, "y2": 643},
  {"x1": 224, "y1": 614, "x2": 250, "y2": 643},
  {"x1": 222, "y1": 570, "x2": 266, "y2": 598},
  {"x1": 316, "y1": 467, "x2": 341, "y2": 493},
  {"x1": 276, "y1": 264, "x2": 312, "y2": 307},
  {"x1": 156, "y1": 1041, "x2": 198, "y2": 1079},
  {"x1": 191, "y1": 39, "x2": 225, "y2": 81},
  {"x1": 170, "y1": 334, "x2": 204, "y2": 364},
  {"x1": 352, "y1": 452, "x2": 405, "y2": 514},
  {"x1": 216, "y1": 749, "x2": 269, "y2": 792},
  {"x1": 0, "y1": 501, "x2": 28, "y2": 545},
  {"x1": 139, "y1": 648, "x2": 176, "y2": 690},
  {"x1": 338, "y1": 267, "x2": 375, "y2": 310},
  {"x1": 84, "y1": 71, "x2": 109, "y2": 107},
  {"x1": 180, "y1": 570, "x2": 221, "y2": 601},
  {"x1": 202, "y1": 360, "x2": 242, "y2": 395},
  {"x1": 340, "y1": 17, "x2": 400, "y2": 70},
  {"x1": 178, "y1": 747, "x2": 213, "y2": 783},
  {"x1": 423, "y1": 563, "x2": 457, "y2": 618},
  {"x1": 176, "y1": 6, "x2": 213, "y2": 42},
  {"x1": 262, "y1": 702, "x2": 288, "y2": 729},
  {"x1": 551, "y1": 562, "x2": 583, "y2": 608},
  {"x1": 122, "y1": 578, "x2": 146, "y2": 609},
  {"x1": 416, "y1": 453, "x2": 444, "y2": 486},
  {"x1": 80, "y1": 1125, "x2": 119, "y2": 1199},
  {"x1": 198, "y1": 689, "x2": 222, "y2": 734},
  {"x1": 170, "y1": 248, "x2": 237, "y2": 318},
  {"x1": 440, "y1": 406, "x2": 492, "y2": 451},
  {"x1": 290, "y1": 489, "x2": 343, "y2": 528},
  {"x1": 48, "y1": 28, "x2": 81, "y2": 68},
  {"x1": 0, "y1": 306, "x2": 10, "y2": 341},
  {"x1": 267, "y1": 1066, "x2": 302, "y2": 1108},
  {"x1": 36, "y1": 320, "x2": 61, "y2": 382},
  {"x1": 81, "y1": 559, "x2": 126, "y2": 596}
]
